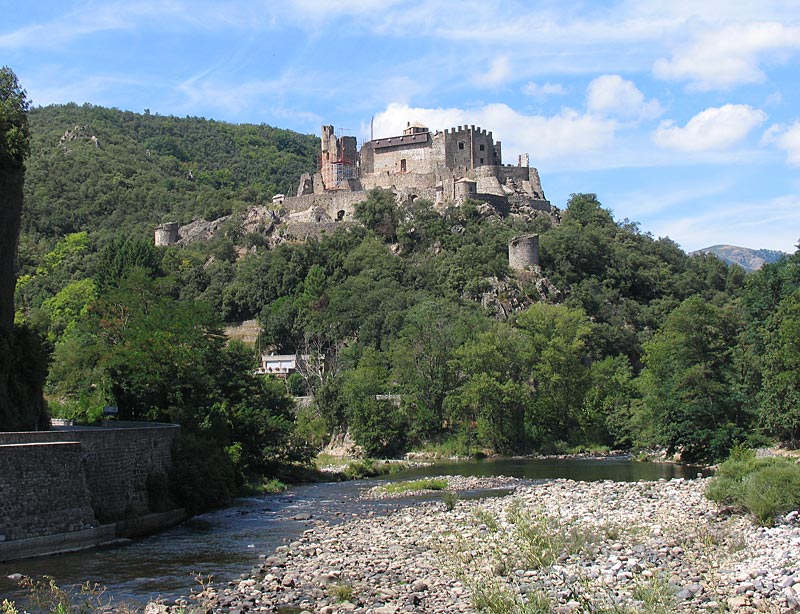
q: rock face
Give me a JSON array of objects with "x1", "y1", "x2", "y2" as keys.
[{"x1": 171, "y1": 477, "x2": 800, "y2": 613}]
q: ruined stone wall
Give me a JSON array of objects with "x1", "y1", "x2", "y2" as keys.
[
  {"x1": 494, "y1": 166, "x2": 547, "y2": 200},
  {"x1": 0, "y1": 442, "x2": 97, "y2": 541},
  {"x1": 282, "y1": 191, "x2": 368, "y2": 220},
  {"x1": 0, "y1": 423, "x2": 179, "y2": 523},
  {"x1": 359, "y1": 170, "x2": 439, "y2": 199},
  {"x1": 474, "y1": 166, "x2": 505, "y2": 196}
]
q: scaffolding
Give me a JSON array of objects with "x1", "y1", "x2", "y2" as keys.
[{"x1": 320, "y1": 127, "x2": 359, "y2": 190}]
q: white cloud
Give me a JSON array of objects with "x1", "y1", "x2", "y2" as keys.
[
  {"x1": 367, "y1": 102, "x2": 617, "y2": 164},
  {"x1": 655, "y1": 195, "x2": 800, "y2": 252},
  {"x1": 522, "y1": 81, "x2": 567, "y2": 97},
  {"x1": 476, "y1": 56, "x2": 513, "y2": 87},
  {"x1": 763, "y1": 121, "x2": 800, "y2": 166},
  {"x1": 585, "y1": 75, "x2": 662, "y2": 120},
  {"x1": 653, "y1": 22, "x2": 800, "y2": 90},
  {"x1": 653, "y1": 104, "x2": 767, "y2": 152}
]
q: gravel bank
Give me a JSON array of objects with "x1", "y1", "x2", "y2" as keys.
[{"x1": 175, "y1": 477, "x2": 800, "y2": 613}]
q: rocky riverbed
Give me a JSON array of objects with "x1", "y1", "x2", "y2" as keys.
[{"x1": 167, "y1": 477, "x2": 800, "y2": 613}]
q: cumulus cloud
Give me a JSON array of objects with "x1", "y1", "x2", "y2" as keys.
[
  {"x1": 586, "y1": 75, "x2": 662, "y2": 120},
  {"x1": 368, "y1": 102, "x2": 617, "y2": 164},
  {"x1": 763, "y1": 121, "x2": 800, "y2": 166},
  {"x1": 653, "y1": 104, "x2": 767, "y2": 152},
  {"x1": 522, "y1": 81, "x2": 567, "y2": 97},
  {"x1": 653, "y1": 22, "x2": 800, "y2": 90}
]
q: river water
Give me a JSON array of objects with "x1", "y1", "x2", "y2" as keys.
[{"x1": 0, "y1": 456, "x2": 705, "y2": 605}]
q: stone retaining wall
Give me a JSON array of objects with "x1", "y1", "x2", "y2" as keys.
[
  {"x1": 0, "y1": 442, "x2": 96, "y2": 541},
  {"x1": 0, "y1": 423, "x2": 179, "y2": 543}
]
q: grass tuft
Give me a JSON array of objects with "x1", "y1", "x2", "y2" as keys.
[{"x1": 381, "y1": 478, "x2": 448, "y2": 493}]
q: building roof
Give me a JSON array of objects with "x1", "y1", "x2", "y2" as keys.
[{"x1": 372, "y1": 132, "x2": 429, "y2": 150}]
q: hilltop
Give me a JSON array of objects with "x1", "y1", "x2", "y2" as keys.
[{"x1": 693, "y1": 245, "x2": 786, "y2": 272}]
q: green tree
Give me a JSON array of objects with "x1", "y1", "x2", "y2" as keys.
[
  {"x1": 0, "y1": 66, "x2": 48, "y2": 431},
  {"x1": 342, "y1": 347, "x2": 407, "y2": 457},
  {"x1": 390, "y1": 298, "x2": 485, "y2": 439},
  {"x1": 95, "y1": 237, "x2": 162, "y2": 291},
  {"x1": 758, "y1": 290, "x2": 800, "y2": 446},
  {"x1": 636, "y1": 297, "x2": 750, "y2": 462},
  {"x1": 0, "y1": 66, "x2": 30, "y2": 331},
  {"x1": 446, "y1": 323, "x2": 533, "y2": 453},
  {"x1": 354, "y1": 188, "x2": 401, "y2": 242},
  {"x1": 516, "y1": 303, "x2": 593, "y2": 447}
]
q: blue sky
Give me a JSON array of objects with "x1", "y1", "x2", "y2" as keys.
[{"x1": 2, "y1": 0, "x2": 800, "y2": 252}]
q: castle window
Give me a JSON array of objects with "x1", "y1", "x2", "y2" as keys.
[
  {"x1": 400, "y1": 158, "x2": 406, "y2": 172},
  {"x1": 480, "y1": 157, "x2": 484, "y2": 164},
  {"x1": 458, "y1": 141, "x2": 465, "y2": 150},
  {"x1": 479, "y1": 144, "x2": 485, "y2": 151}
]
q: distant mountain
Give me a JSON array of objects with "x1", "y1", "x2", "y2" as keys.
[{"x1": 693, "y1": 245, "x2": 787, "y2": 272}]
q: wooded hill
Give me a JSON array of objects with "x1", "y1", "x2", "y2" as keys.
[
  {"x1": 13, "y1": 104, "x2": 800, "y2": 481},
  {"x1": 20, "y1": 103, "x2": 318, "y2": 255}
]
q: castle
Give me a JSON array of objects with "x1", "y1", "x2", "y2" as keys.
[
  {"x1": 155, "y1": 121, "x2": 553, "y2": 247},
  {"x1": 277, "y1": 121, "x2": 551, "y2": 222}
]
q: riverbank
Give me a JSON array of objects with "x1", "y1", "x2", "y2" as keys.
[{"x1": 175, "y1": 476, "x2": 800, "y2": 613}]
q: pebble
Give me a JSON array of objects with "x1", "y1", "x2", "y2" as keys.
[{"x1": 155, "y1": 477, "x2": 800, "y2": 613}]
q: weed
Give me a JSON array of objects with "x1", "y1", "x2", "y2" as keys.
[
  {"x1": 329, "y1": 583, "x2": 354, "y2": 602},
  {"x1": 471, "y1": 577, "x2": 551, "y2": 614},
  {"x1": 442, "y1": 490, "x2": 459, "y2": 511},
  {"x1": 474, "y1": 508, "x2": 499, "y2": 531},
  {"x1": 343, "y1": 459, "x2": 409, "y2": 479},
  {"x1": 10, "y1": 576, "x2": 146, "y2": 614},
  {"x1": 631, "y1": 574, "x2": 677, "y2": 614},
  {"x1": 506, "y1": 503, "x2": 591, "y2": 569},
  {"x1": 260, "y1": 477, "x2": 287, "y2": 493}
]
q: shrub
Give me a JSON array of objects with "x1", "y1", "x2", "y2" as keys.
[
  {"x1": 442, "y1": 490, "x2": 459, "y2": 511},
  {"x1": 169, "y1": 433, "x2": 237, "y2": 514},
  {"x1": 329, "y1": 583, "x2": 354, "y2": 603},
  {"x1": 382, "y1": 478, "x2": 448, "y2": 493},
  {"x1": 343, "y1": 459, "x2": 409, "y2": 479},
  {"x1": 742, "y1": 464, "x2": 800, "y2": 525},
  {"x1": 706, "y1": 449, "x2": 800, "y2": 525}
]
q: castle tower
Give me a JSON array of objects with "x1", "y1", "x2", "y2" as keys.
[
  {"x1": 454, "y1": 177, "x2": 477, "y2": 201},
  {"x1": 508, "y1": 234, "x2": 539, "y2": 270},
  {"x1": 320, "y1": 125, "x2": 358, "y2": 191},
  {"x1": 154, "y1": 222, "x2": 179, "y2": 246}
]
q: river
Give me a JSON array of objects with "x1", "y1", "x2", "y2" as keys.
[{"x1": 0, "y1": 456, "x2": 705, "y2": 606}]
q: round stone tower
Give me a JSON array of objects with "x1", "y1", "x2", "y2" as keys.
[
  {"x1": 154, "y1": 222, "x2": 179, "y2": 246},
  {"x1": 508, "y1": 234, "x2": 539, "y2": 270}
]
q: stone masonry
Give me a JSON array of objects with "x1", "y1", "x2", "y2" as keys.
[{"x1": 0, "y1": 422, "x2": 179, "y2": 540}]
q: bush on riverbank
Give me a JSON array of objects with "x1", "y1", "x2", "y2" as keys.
[
  {"x1": 706, "y1": 448, "x2": 800, "y2": 524},
  {"x1": 342, "y1": 458, "x2": 409, "y2": 479}
]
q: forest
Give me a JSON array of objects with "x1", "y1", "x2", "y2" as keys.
[{"x1": 7, "y1": 102, "x2": 800, "y2": 511}]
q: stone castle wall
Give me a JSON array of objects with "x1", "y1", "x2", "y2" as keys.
[{"x1": 0, "y1": 423, "x2": 179, "y2": 528}]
